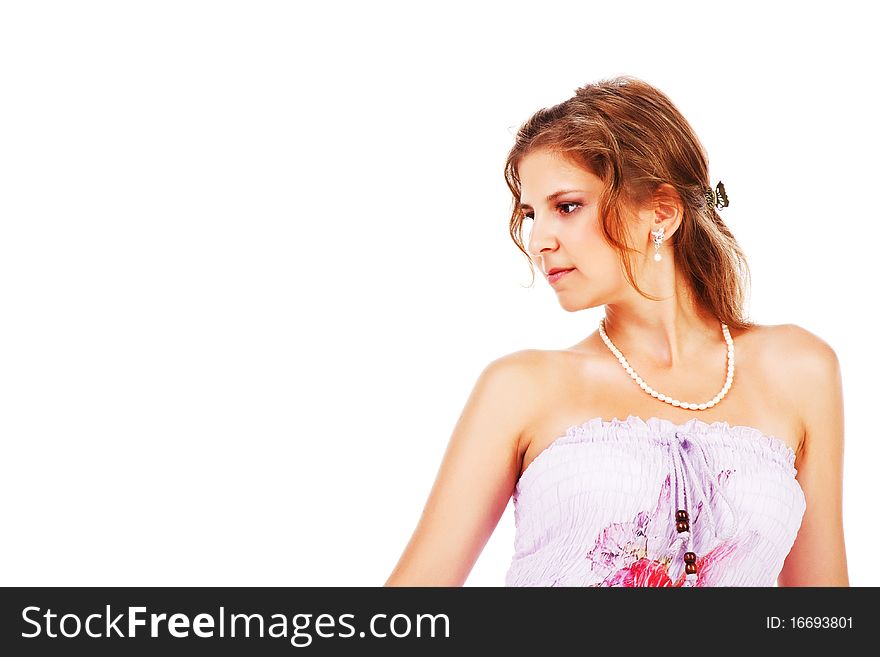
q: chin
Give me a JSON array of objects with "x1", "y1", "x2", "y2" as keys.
[{"x1": 557, "y1": 296, "x2": 588, "y2": 313}]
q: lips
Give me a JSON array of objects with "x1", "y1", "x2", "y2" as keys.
[
  {"x1": 546, "y1": 267, "x2": 575, "y2": 277},
  {"x1": 547, "y1": 268, "x2": 575, "y2": 284}
]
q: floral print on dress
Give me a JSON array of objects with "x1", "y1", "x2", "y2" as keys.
[
  {"x1": 507, "y1": 416, "x2": 806, "y2": 587},
  {"x1": 579, "y1": 469, "x2": 752, "y2": 587}
]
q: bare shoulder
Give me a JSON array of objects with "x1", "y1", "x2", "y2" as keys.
[
  {"x1": 477, "y1": 349, "x2": 553, "y2": 441},
  {"x1": 755, "y1": 323, "x2": 842, "y2": 458},
  {"x1": 384, "y1": 349, "x2": 553, "y2": 586},
  {"x1": 749, "y1": 324, "x2": 838, "y2": 376},
  {"x1": 758, "y1": 323, "x2": 840, "y2": 378},
  {"x1": 765, "y1": 323, "x2": 837, "y2": 356},
  {"x1": 484, "y1": 348, "x2": 550, "y2": 374},
  {"x1": 478, "y1": 349, "x2": 551, "y2": 413},
  {"x1": 765, "y1": 328, "x2": 848, "y2": 585}
]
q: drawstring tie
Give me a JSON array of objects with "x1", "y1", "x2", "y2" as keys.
[{"x1": 669, "y1": 430, "x2": 740, "y2": 587}]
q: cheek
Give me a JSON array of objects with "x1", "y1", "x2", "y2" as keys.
[
  {"x1": 566, "y1": 213, "x2": 619, "y2": 275},
  {"x1": 574, "y1": 210, "x2": 604, "y2": 246},
  {"x1": 581, "y1": 245, "x2": 625, "y2": 287},
  {"x1": 573, "y1": 223, "x2": 614, "y2": 264}
]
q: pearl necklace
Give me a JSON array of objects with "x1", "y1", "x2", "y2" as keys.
[{"x1": 598, "y1": 317, "x2": 734, "y2": 410}]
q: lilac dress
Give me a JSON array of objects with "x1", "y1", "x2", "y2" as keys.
[{"x1": 505, "y1": 415, "x2": 806, "y2": 587}]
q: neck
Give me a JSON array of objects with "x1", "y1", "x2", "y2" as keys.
[{"x1": 602, "y1": 289, "x2": 721, "y2": 370}]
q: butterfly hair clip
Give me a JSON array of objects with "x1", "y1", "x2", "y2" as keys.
[{"x1": 704, "y1": 181, "x2": 729, "y2": 210}]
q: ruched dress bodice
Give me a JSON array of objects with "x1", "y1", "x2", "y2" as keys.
[{"x1": 505, "y1": 415, "x2": 806, "y2": 587}]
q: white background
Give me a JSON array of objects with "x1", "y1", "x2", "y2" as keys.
[{"x1": 1, "y1": 1, "x2": 876, "y2": 586}]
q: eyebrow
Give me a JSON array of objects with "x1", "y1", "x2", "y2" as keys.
[{"x1": 518, "y1": 189, "x2": 585, "y2": 210}]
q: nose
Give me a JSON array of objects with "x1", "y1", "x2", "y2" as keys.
[{"x1": 525, "y1": 212, "x2": 558, "y2": 261}]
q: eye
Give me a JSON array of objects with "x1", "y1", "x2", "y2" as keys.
[{"x1": 522, "y1": 201, "x2": 582, "y2": 221}]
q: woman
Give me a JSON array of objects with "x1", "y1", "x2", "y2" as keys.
[{"x1": 385, "y1": 76, "x2": 848, "y2": 587}]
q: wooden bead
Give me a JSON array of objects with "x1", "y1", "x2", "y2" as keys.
[
  {"x1": 683, "y1": 551, "x2": 697, "y2": 564},
  {"x1": 676, "y1": 510, "x2": 689, "y2": 522},
  {"x1": 676, "y1": 520, "x2": 689, "y2": 533},
  {"x1": 685, "y1": 562, "x2": 697, "y2": 575}
]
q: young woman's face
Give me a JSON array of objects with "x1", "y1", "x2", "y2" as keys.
[{"x1": 519, "y1": 147, "x2": 638, "y2": 310}]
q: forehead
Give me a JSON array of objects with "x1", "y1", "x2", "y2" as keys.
[{"x1": 518, "y1": 149, "x2": 601, "y2": 202}]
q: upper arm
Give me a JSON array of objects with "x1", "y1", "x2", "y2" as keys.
[
  {"x1": 776, "y1": 324, "x2": 849, "y2": 586},
  {"x1": 384, "y1": 350, "x2": 542, "y2": 586}
]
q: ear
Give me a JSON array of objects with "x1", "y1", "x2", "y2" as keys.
[{"x1": 650, "y1": 183, "x2": 684, "y2": 238}]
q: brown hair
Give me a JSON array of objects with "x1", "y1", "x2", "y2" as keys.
[{"x1": 504, "y1": 75, "x2": 754, "y2": 331}]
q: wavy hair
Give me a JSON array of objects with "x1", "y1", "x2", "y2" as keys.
[{"x1": 504, "y1": 75, "x2": 754, "y2": 330}]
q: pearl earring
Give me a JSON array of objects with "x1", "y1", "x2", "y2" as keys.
[{"x1": 651, "y1": 227, "x2": 665, "y2": 262}]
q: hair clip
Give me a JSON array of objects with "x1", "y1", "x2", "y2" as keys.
[{"x1": 705, "y1": 181, "x2": 729, "y2": 210}]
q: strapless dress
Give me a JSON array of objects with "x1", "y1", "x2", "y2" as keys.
[{"x1": 505, "y1": 415, "x2": 806, "y2": 587}]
